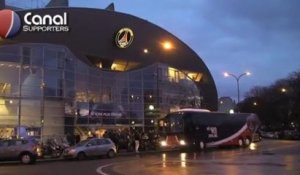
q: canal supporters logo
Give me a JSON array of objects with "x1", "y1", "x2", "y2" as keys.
[
  {"x1": 0, "y1": 9, "x2": 69, "y2": 39},
  {"x1": 22, "y1": 12, "x2": 69, "y2": 32},
  {"x1": 0, "y1": 9, "x2": 21, "y2": 39}
]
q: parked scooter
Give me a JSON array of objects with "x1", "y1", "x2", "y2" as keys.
[{"x1": 41, "y1": 138, "x2": 69, "y2": 158}]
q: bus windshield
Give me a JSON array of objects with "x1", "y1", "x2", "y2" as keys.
[{"x1": 159, "y1": 113, "x2": 184, "y2": 134}]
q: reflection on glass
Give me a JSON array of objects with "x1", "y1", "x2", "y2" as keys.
[{"x1": 0, "y1": 44, "x2": 204, "y2": 139}]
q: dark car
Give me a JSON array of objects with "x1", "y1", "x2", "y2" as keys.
[
  {"x1": 0, "y1": 138, "x2": 42, "y2": 164},
  {"x1": 282, "y1": 130, "x2": 300, "y2": 140}
]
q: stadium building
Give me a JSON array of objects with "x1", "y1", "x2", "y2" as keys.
[{"x1": 0, "y1": 0, "x2": 217, "y2": 140}]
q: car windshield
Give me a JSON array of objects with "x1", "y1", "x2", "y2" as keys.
[{"x1": 75, "y1": 139, "x2": 90, "y2": 147}]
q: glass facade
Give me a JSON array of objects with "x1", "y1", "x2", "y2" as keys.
[{"x1": 0, "y1": 43, "x2": 202, "y2": 140}]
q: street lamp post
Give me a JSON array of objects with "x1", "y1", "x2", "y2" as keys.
[
  {"x1": 224, "y1": 71, "x2": 251, "y2": 107},
  {"x1": 155, "y1": 65, "x2": 160, "y2": 107},
  {"x1": 17, "y1": 57, "x2": 23, "y2": 139},
  {"x1": 40, "y1": 68, "x2": 45, "y2": 142}
]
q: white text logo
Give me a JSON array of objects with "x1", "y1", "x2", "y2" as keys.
[{"x1": 23, "y1": 12, "x2": 69, "y2": 32}]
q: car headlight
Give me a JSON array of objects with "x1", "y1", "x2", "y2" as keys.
[
  {"x1": 160, "y1": 140, "x2": 167, "y2": 147},
  {"x1": 179, "y1": 140, "x2": 186, "y2": 145},
  {"x1": 36, "y1": 147, "x2": 43, "y2": 156},
  {"x1": 68, "y1": 149, "x2": 76, "y2": 154}
]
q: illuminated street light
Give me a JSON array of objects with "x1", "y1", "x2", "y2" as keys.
[
  {"x1": 143, "y1": 48, "x2": 149, "y2": 54},
  {"x1": 149, "y1": 105, "x2": 155, "y2": 110},
  {"x1": 162, "y1": 41, "x2": 173, "y2": 50},
  {"x1": 281, "y1": 88, "x2": 287, "y2": 93},
  {"x1": 224, "y1": 71, "x2": 251, "y2": 105}
]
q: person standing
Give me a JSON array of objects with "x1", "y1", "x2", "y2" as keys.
[
  {"x1": 134, "y1": 131, "x2": 141, "y2": 153},
  {"x1": 75, "y1": 134, "x2": 81, "y2": 144}
]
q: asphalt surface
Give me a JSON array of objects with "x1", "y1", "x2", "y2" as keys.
[{"x1": 1, "y1": 139, "x2": 300, "y2": 175}]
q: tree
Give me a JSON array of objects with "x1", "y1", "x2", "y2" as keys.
[{"x1": 240, "y1": 70, "x2": 300, "y2": 130}]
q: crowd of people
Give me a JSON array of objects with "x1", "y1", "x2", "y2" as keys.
[
  {"x1": 103, "y1": 128, "x2": 160, "y2": 153},
  {"x1": 63, "y1": 127, "x2": 161, "y2": 153}
]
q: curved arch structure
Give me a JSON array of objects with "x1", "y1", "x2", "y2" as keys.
[{"x1": 2, "y1": 7, "x2": 217, "y2": 110}]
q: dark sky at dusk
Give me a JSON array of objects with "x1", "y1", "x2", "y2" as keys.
[{"x1": 8, "y1": 0, "x2": 300, "y2": 101}]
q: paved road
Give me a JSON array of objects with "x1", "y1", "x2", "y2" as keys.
[{"x1": 1, "y1": 139, "x2": 300, "y2": 175}]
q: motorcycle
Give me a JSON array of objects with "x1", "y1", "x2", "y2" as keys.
[{"x1": 41, "y1": 138, "x2": 69, "y2": 158}]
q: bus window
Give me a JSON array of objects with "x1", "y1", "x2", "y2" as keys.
[
  {"x1": 159, "y1": 113, "x2": 184, "y2": 133},
  {"x1": 158, "y1": 119, "x2": 168, "y2": 133},
  {"x1": 170, "y1": 117, "x2": 183, "y2": 133}
]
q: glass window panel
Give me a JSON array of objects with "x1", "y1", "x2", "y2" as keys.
[
  {"x1": 65, "y1": 80, "x2": 74, "y2": 89},
  {"x1": 44, "y1": 49, "x2": 57, "y2": 68},
  {"x1": 77, "y1": 73, "x2": 87, "y2": 82},
  {"x1": 57, "y1": 58, "x2": 65, "y2": 69},
  {"x1": 129, "y1": 71, "x2": 142, "y2": 80},
  {"x1": 76, "y1": 81, "x2": 88, "y2": 92},
  {"x1": 31, "y1": 47, "x2": 43, "y2": 66},
  {"x1": 44, "y1": 69, "x2": 62, "y2": 89},
  {"x1": 22, "y1": 47, "x2": 31, "y2": 65},
  {"x1": 44, "y1": 87, "x2": 56, "y2": 97},
  {"x1": 65, "y1": 59, "x2": 74, "y2": 71},
  {"x1": 57, "y1": 79, "x2": 63, "y2": 89},
  {"x1": 77, "y1": 61, "x2": 88, "y2": 74},
  {"x1": 129, "y1": 80, "x2": 142, "y2": 88},
  {"x1": 129, "y1": 88, "x2": 142, "y2": 95},
  {"x1": 57, "y1": 89, "x2": 63, "y2": 97},
  {"x1": 65, "y1": 88, "x2": 75, "y2": 98},
  {"x1": 143, "y1": 81, "x2": 155, "y2": 89},
  {"x1": 65, "y1": 71, "x2": 74, "y2": 81},
  {"x1": 0, "y1": 45, "x2": 20, "y2": 62}
]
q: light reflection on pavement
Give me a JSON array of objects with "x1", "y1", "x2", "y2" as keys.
[{"x1": 99, "y1": 140, "x2": 300, "y2": 175}]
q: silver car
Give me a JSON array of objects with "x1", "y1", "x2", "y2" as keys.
[
  {"x1": 0, "y1": 138, "x2": 42, "y2": 164},
  {"x1": 63, "y1": 138, "x2": 117, "y2": 160}
]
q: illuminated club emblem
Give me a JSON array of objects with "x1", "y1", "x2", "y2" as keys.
[{"x1": 115, "y1": 27, "x2": 134, "y2": 48}]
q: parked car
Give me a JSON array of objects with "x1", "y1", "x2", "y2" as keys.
[
  {"x1": 260, "y1": 131, "x2": 279, "y2": 139},
  {"x1": 0, "y1": 138, "x2": 42, "y2": 164},
  {"x1": 282, "y1": 130, "x2": 300, "y2": 140},
  {"x1": 63, "y1": 138, "x2": 117, "y2": 160},
  {"x1": 252, "y1": 133, "x2": 262, "y2": 142}
]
